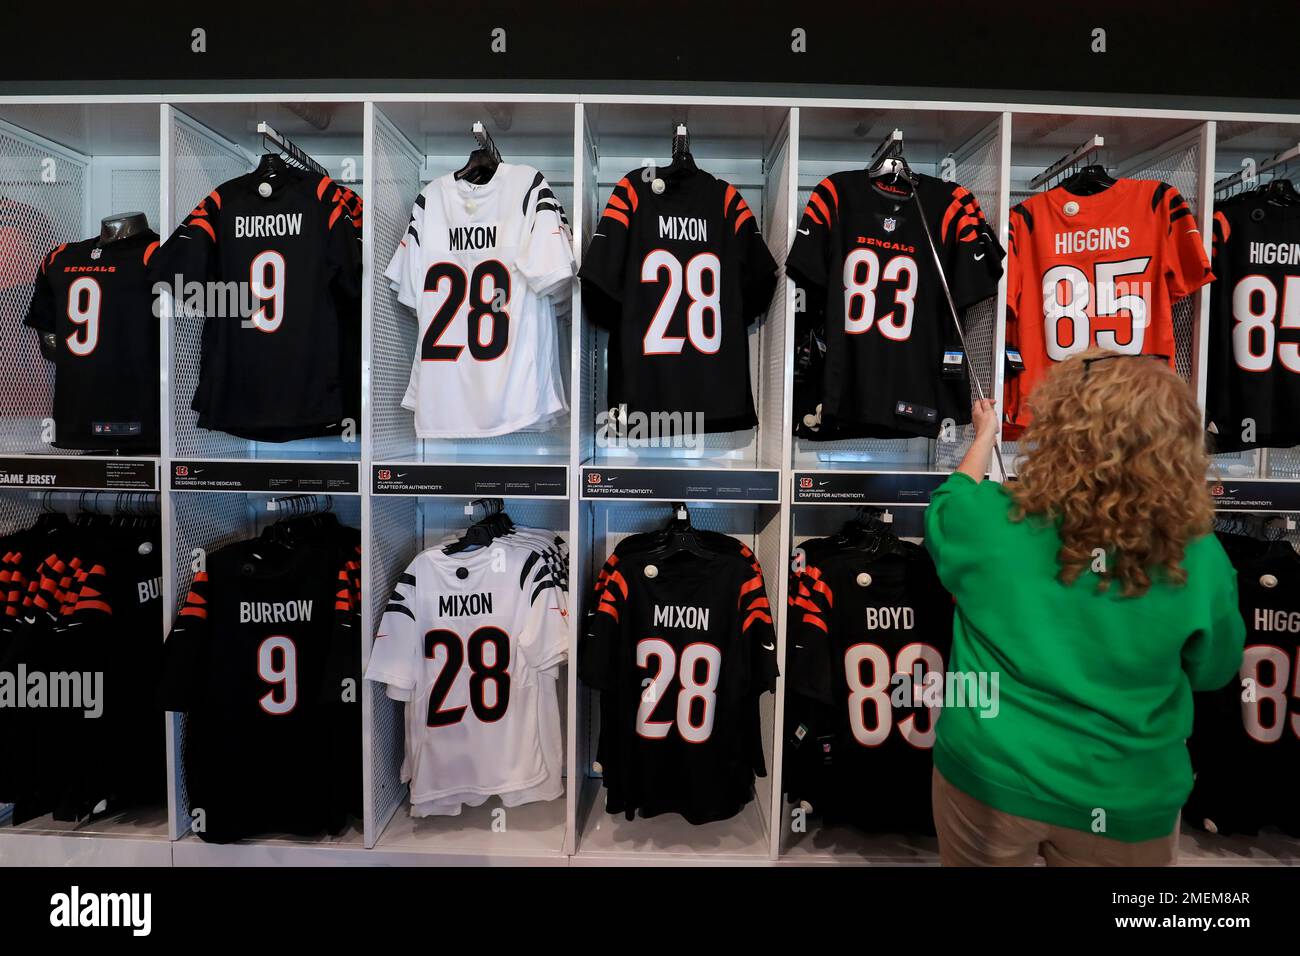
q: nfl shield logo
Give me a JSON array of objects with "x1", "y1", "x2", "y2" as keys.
[
  {"x1": 883, "y1": 217, "x2": 897, "y2": 233},
  {"x1": 90, "y1": 247, "x2": 102, "y2": 259}
]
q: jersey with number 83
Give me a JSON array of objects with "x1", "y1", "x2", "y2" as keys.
[{"x1": 1004, "y1": 179, "x2": 1212, "y2": 438}]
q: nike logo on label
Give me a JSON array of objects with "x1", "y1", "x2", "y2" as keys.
[
  {"x1": 797, "y1": 227, "x2": 810, "y2": 235},
  {"x1": 973, "y1": 252, "x2": 985, "y2": 260}
]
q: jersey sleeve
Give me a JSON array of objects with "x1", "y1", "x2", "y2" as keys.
[
  {"x1": 157, "y1": 571, "x2": 212, "y2": 713},
  {"x1": 784, "y1": 564, "x2": 836, "y2": 706},
  {"x1": 518, "y1": 170, "x2": 576, "y2": 298},
  {"x1": 577, "y1": 175, "x2": 640, "y2": 327},
  {"x1": 152, "y1": 189, "x2": 222, "y2": 286},
  {"x1": 579, "y1": 563, "x2": 628, "y2": 691},
  {"x1": 321, "y1": 555, "x2": 362, "y2": 705},
  {"x1": 723, "y1": 182, "x2": 778, "y2": 324},
  {"x1": 737, "y1": 562, "x2": 779, "y2": 695},
  {"x1": 22, "y1": 245, "x2": 63, "y2": 335},
  {"x1": 384, "y1": 192, "x2": 426, "y2": 310},
  {"x1": 364, "y1": 564, "x2": 421, "y2": 702},
  {"x1": 319, "y1": 177, "x2": 363, "y2": 304},
  {"x1": 1155, "y1": 183, "x2": 1213, "y2": 301},
  {"x1": 516, "y1": 553, "x2": 570, "y2": 676},
  {"x1": 786, "y1": 177, "x2": 840, "y2": 290},
  {"x1": 940, "y1": 184, "x2": 1005, "y2": 309}
]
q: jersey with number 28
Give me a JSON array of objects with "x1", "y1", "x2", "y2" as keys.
[{"x1": 385, "y1": 163, "x2": 574, "y2": 439}]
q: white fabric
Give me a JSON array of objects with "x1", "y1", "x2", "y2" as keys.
[{"x1": 385, "y1": 163, "x2": 574, "y2": 438}]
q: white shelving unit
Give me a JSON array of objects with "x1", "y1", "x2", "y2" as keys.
[{"x1": 0, "y1": 92, "x2": 1296, "y2": 866}]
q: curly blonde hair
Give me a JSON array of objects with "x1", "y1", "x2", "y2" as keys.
[{"x1": 1010, "y1": 348, "x2": 1213, "y2": 596}]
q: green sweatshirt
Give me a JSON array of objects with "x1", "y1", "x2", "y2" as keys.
[{"x1": 924, "y1": 472, "x2": 1245, "y2": 842}]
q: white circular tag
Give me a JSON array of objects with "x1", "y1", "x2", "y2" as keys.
[
  {"x1": 651, "y1": 178, "x2": 666, "y2": 195},
  {"x1": 138, "y1": 541, "x2": 153, "y2": 555},
  {"x1": 856, "y1": 572, "x2": 873, "y2": 587},
  {"x1": 802, "y1": 413, "x2": 819, "y2": 427},
  {"x1": 592, "y1": 761, "x2": 604, "y2": 774},
  {"x1": 1260, "y1": 573, "x2": 1279, "y2": 588},
  {"x1": 1063, "y1": 200, "x2": 1080, "y2": 216},
  {"x1": 465, "y1": 199, "x2": 478, "y2": 214},
  {"x1": 644, "y1": 564, "x2": 659, "y2": 579},
  {"x1": 799, "y1": 800, "x2": 814, "y2": 814},
  {"x1": 257, "y1": 181, "x2": 273, "y2": 198}
]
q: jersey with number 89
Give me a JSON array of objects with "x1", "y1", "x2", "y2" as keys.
[
  {"x1": 784, "y1": 541, "x2": 952, "y2": 833},
  {"x1": 578, "y1": 159, "x2": 778, "y2": 434},
  {"x1": 1004, "y1": 179, "x2": 1212, "y2": 438}
]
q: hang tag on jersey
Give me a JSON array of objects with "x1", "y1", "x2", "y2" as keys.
[
  {"x1": 791, "y1": 723, "x2": 809, "y2": 749},
  {"x1": 1005, "y1": 348, "x2": 1025, "y2": 374},
  {"x1": 941, "y1": 350, "x2": 965, "y2": 379},
  {"x1": 818, "y1": 735, "x2": 836, "y2": 766},
  {"x1": 894, "y1": 400, "x2": 937, "y2": 426}
]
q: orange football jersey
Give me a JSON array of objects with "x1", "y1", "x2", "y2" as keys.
[{"x1": 1003, "y1": 179, "x2": 1212, "y2": 437}]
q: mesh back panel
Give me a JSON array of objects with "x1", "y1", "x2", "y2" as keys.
[
  {"x1": 0, "y1": 129, "x2": 86, "y2": 453},
  {"x1": 935, "y1": 127, "x2": 1004, "y2": 470},
  {"x1": 369, "y1": 110, "x2": 423, "y2": 462},
  {"x1": 168, "y1": 115, "x2": 249, "y2": 459},
  {"x1": 1132, "y1": 143, "x2": 1202, "y2": 381},
  {"x1": 368, "y1": 494, "x2": 420, "y2": 829},
  {"x1": 111, "y1": 167, "x2": 161, "y2": 230},
  {"x1": 759, "y1": 134, "x2": 790, "y2": 470},
  {"x1": 168, "y1": 491, "x2": 252, "y2": 822}
]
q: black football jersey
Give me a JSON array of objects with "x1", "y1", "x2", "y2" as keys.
[
  {"x1": 578, "y1": 157, "x2": 778, "y2": 434},
  {"x1": 1186, "y1": 539, "x2": 1300, "y2": 837},
  {"x1": 787, "y1": 171, "x2": 1003, "y2": 439},
  {"x1": 158, "y1": 536, "x2": 358, "y2": 843},
  {"x1": 785, "y1": 538, "x2": 953, "y2": 833},
  {"x1": 580, "y1": 546, "x2": 779, "y2": 824},
  {"x1": 153, "y1": 158, "x2": 361, "y2": 442},
  {"x1": 23, "y1": 232, "x2": 161, "y2": 451},
  {"x1": 1206, "y1": 192, "x2": 1300, "y2": 452}
]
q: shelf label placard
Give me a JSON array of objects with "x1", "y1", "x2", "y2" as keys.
[
  {"x1": 373, "y1": 464, "x2": 569, "y2": 498},
  {"x1": 792, "y1": 471, "x2": 947, "y2": 505},
  {"x1": 170, "y1": 460, "x2": 360, "y2": 494},
  {"x1": 0, "y1": 456, "x2": 157, "y2": 491},
  {"x1": 580, "y1": 467, "x2": 780, "y2": 503}
]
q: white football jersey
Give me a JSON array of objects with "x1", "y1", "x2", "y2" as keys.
[
  {"x1": 385, "y1": 163, "x2": 574, "y2": 438},
  {"x1": 366, "y1": 540, "x2": 569, "y2": 808}
]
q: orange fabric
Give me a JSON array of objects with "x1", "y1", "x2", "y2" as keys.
[{"x1": 1003, "y1": 179, "x2": 1212, "y2": 435}]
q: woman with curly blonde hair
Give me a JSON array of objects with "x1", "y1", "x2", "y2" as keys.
[{"x1": 924, "y1": 348, "x2": 1244, "y2": 866}]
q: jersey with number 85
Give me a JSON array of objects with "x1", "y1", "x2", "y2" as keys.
[{"x1": 1004, "y1": 179, "x2": 1212, "y2": 438}]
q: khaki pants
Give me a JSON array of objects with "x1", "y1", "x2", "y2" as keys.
[{"x1": 932, "y1": 769, "x2": 1179, "y2": 867}]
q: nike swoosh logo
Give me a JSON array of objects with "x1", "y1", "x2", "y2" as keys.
[
  {"x1": 762, "y1": 643, "x2": 775, "y2": 651},
  {"x1": 974, "y1": 252, "x2": 985, "y2": 260},
  {"x1": 797, "y1": 228, "x2": 810, "y2": 235}
]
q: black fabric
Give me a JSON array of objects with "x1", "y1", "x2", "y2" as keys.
[
  {"x1": 0, "y1": 515, "x2": 164, "y2": 823},
  {"x1": 581, "y1": 543, "x2": 777, "y2": 825},
  {"x1": 23, "y1": 231, "x2": 161, "y2": 451},
  {"x1": 578, "y1": 163, "x2": 778, "y2": 434},
  {"x1": 787, "y1": 170, "x2": 1003, "y2": 440},
  {"x1": 1185, "y1": 535, "x2": 1300, "y2": 837},
  {"x1": 151, "y1": 164, "x2": 361, "y2": 443},
  {"x1": 783, "y1": 534, "x2": 953, "y2": 834},
  {"x1": 1205, "y1": 190, "x2": 1300, "y2": 453},
  {"x1": 158, "y1": 518, "x2": 361, "y2": 843}
]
